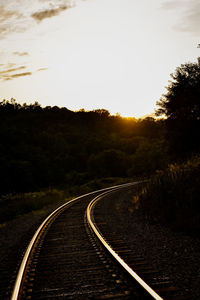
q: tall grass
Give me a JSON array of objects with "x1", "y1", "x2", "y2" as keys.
[
  {"x1": 0, "y1": 189, "x2": 67, "y2": 224},
  {"x1": 0, "y1": 177, "x2": 132, "y2": 224},
  {"x1": 137, "y1": 156, "x2": 200, "y2": 234}
]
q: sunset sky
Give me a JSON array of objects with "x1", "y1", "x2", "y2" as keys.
[{"x1": 0, "y1": 0, "x2": 199, "y2": 117}]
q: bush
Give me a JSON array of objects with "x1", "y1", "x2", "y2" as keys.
[
  {"x1": 0, "y1": 189, "x2": 66, "y2": 224},
  {"x1": 128, "y1": 139, "x2": 169, "y2": 176},
  {"x1": 88, "y1": 149, "x2": 127, "y2": 177},
  {"x1": 137, "y1": 156, "x2": 200, "y2": 234}
]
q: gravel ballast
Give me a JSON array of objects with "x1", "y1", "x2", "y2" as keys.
[
  {"x1": 0, "y1": 201, "x2": 67, "y2": 300},
  {"x1": 96, "y1": 185, "x2": 200, "y2": 299}
]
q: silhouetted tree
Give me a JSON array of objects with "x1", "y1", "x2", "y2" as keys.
[
  {"x1": 156, "y1": 59, "x2": 200, "y2": 121},
  {"x1": 88, "y1": 149, "x2": 127, "y2": 177},
  {"x1": 156, "y1": 58, "x2": 200, "y2": 157},
  {"x1": 128, "y1": 140, "x2": 169, "y2": 176}
]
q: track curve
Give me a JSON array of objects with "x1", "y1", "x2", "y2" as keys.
[
  {"x1": 11, "y1": 182, "x2": 179, "y2": 300},
  {"x1": 87, "y1": 188, "x2": 163, "y2": 300},
  {"x1": 11, "y1": 183, "x2": 136, "y2": 300}
]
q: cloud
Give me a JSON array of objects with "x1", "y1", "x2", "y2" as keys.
[
  {"x1": 13, "y1": 51, "x2": 29, "y2": 56},
  {"x1": 0, "y1": 4, "x2": 25, "y2": 38},
  {"x1": 175, "y1": 2, "x2": 200, "y2": 35},
  {"x1": 0, "y1": 66, "x2": 26, "y2": 74},
  {"x1": 31, "y1": 5, "x2": 68, "y2": 22},
  {"x1": 0, "y1": 1, "x2": 77, "y2": 38},
  {"x1": 0, "y1": 28, "x2": 8, "y2": 34},
  {"x1": 0, "y1": 65, "x2": 33, "y2": 81},
  {"x1": 37, "y1": 67, "x2": 48, "y2": 71},
  {"x1": 0, "y1": 5, "x2": 21, "y2": 22},
  {"x1": 1, "y1": 71, "x2": 32, "y2": 81},
  {"x1": 0, "y1": 63, "x2": 48, "y2": 81},
  {"x1": 161, "y1": 0, "x2": 200, "y2": 35},
  {"x1": 11, "y1": 72, "x2": 32, "y2": 78}
]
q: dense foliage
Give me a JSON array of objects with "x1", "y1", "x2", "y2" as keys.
[
  {"x1": 136, "y1": 156, "x2": 200, "y2": 234},
  {"x1": 156, "y1": 60, "x2": 200, "y2": 121},
  {"x1": 0, "y1": 99, "x2": 168, "y2": 195},
  {"x1": 156, "y1": 58, "x2": 200, "y2": 157}
]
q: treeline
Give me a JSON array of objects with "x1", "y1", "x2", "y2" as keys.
[{"x1": 0, "y1": 99, "x2": 168, "y2": 195}]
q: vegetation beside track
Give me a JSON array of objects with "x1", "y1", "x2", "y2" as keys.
[
  {"x1": 132, "y1": 58, "x2": 200, "y2": 236},
  {"x1": 0, "y1": 177, "x2": 131, "y2": 224},
  {"x1": 135, "y1": 156, "x2": 200, "y2": 235}
]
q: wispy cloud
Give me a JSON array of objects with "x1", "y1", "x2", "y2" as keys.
[
  {"x1": 162, "y1": 0, "x2": 200, "y2": 35},
  {"x1": 0, "y1": 4, "x2": 22, "y2": 22},
  {"x1": 0, "y1": 28, "x2": 7, "y2": 35},
  {"x1": 13, "y1": 51, "x2": 29, "y2": 56},
  {"x1": 0, "y1": 63, "x2": 48, "y2": 81},
  {"x1": 0, "y1": 1, "x2": 76, "y2": 39},
  {"x1": 175, "y1": 1, "x2": 200, "y2": 35},
  {"x1": 31, "y1": 5, "x2": 69, "y2": 22},
  {"x1": 0, "y1": 66, "x2": 26, "y2": 74},
  {"x1": 37, "y1": 67, "x2": 48, "y2": 72},
  {"x1": 0, "y1": 0, "x2": 81, "y2": 79},
  {"x1": 11, "y1": 72, "x2": 32, "y2": 78},
  {"x1": 0, "y1": 65, "x2": 33, "y2": 81},
  {"x1": 1, "y1": 71, "x2": 32, "y2": 81},
  {"x1": 0, "y1": 4, "x2": 23, "y2": 37}
]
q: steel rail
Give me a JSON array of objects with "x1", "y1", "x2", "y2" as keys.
[
  {"x1": 87, "y1": 187, "x2": 164, "y2": 300},
  {"x1": 11, "y1": 182, "x2": 137, "y2": 300}
]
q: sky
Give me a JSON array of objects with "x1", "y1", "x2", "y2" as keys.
[{"x1": 0, "y1": 0, "x2": 200, "y2": 117}]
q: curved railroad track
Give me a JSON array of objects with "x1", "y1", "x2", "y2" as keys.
[{"x1": 11, "y1": 182, "x2": 182, "y2": 300}]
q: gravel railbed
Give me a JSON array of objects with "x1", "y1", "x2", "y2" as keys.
[
  {"x1": 96, "y1": 185, "x2": 200, "y2": 299},
  {"x1": 0, "y1": 200, "x2": 67, "y2": 300}
]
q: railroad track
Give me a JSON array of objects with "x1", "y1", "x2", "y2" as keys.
[{"x1": 11, "y1": 183, "x2": 184, "y2": 300}]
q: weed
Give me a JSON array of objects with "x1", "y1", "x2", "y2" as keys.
[{"x1": 137, "y1": 156, "x2": 200, "y2": 235}]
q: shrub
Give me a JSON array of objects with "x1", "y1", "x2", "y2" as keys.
[
  {"x1": 137, "y1": 156, "x2": 200, "y2": 234},
  {"x1": 0, "y1": 189, "x2": 66, "y2": 224}
]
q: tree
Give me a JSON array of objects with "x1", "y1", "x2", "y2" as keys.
[
  {"x1": 128, "y1": 139, "x2": 169, "y2": 176},
  {"x1": 156, "y1": 58, "x2": 200, "y2": 121},
  {"x1": 88, "y1": 149, "x2": 127, "y2": 177},
  {"x1": 156, "y1": 58, "x2": 200, "y2": 157}
]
